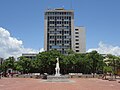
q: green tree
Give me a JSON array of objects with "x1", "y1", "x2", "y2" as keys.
[
  {"x1": 106, "y1": 54, "x2": 120, "y2": 78},
  {"x1": 116, "y1": 56, "x2": 120, "y2": 75},
  {"x1": 66, "y1": 49, "x2": 75, "y2": 55},
  {"x1": 36, "y1": 50, "x2": 63, "y2": 74},
  {"x1": 103, "y1": 66, "x2": 113, "y2": 79},
  {"x1": 17, "y1": 56, "x2": 32, "y2": 74},
  {"x1": 2, "y1": 57, "x2": 15, "y2": 73},
  {"x1": 85, "y1": 51, "x2": 104, "y2": 75}
]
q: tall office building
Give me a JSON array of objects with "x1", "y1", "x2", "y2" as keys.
[
  {"x1": 73, "y1": 26, "x2": 86, "y2": 53},
  {"x1": 44, "y1": 8, "x2": 74, "y2": 54}
]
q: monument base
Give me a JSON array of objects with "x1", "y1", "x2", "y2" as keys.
[{"x1": 47, "y1": 75, "x2": 69, "y2": 82}]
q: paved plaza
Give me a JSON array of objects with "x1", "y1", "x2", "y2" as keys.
[{"x1": 0, "y1": 78, "x2": 120, "y2": 90}]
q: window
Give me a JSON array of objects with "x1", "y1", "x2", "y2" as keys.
[
  {"x1": 75, "y1": 39, "x2": 79, "y2": 41},
  {"x1": 59, "y1": 31, "x2": 62, "y2": 34},
  {"x1": 75, "y1": 32, "x2": 79, "y2": 34},
  {"x1": 76, "y1": 50, "x2": 79, "y2": 52},
  {"x1": 69, "y1": 17, "x2": 71, "y2": 20},
  {"x1": 67, "y1": 16, "x2": 69, "y2": 19},
  {"x1": 76, "y1": 46, "x2": 79, "y2": 48},
  {"x1": 75, "y1": 36, "x2": 79, "y2": 38},
  {"x1": 76, "y1": 43, "x2": 79, "y2": 45},
  {"x1": 64, "y1": 40, "x2": 67, "y2": 44},
  {"x1": 66, "y1": 36, "x2": 71, "y2": 39},
  {"x1": 64, "y1": 36, "x2": 66, "y2": 38},
  {"x1": 49, "y1": 46, "x2": 52, "y2": 49},
  {"x1": 52, "y1": 45, "x2": 60, "y2": 49},
  {"x1": 75, "y1": 29, "x2": 78, "y2": 31},
  {"x1": 57, "y1": 41, "x2": 59, "y2": 44}
]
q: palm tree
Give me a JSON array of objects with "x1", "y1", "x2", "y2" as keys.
[
  {"x1": 105, "y1": 54, "x2": 119, "y2": 79},
  {"x1": 86, "y1": 51, "x2": 104, "y2": 77}
]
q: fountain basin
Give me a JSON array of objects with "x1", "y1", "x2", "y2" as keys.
[{"x1": 47, "y1": 75, "x2": 69, "y2": 82}]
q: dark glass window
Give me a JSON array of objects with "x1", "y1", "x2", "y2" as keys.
[
  {"x1": 76, "y1": 50, "x2": 79, "y2": 52},
  {"x1": 76, "y1": 43, "x2": 79, "y2": 45},
  {"x1": 76, "y1": 46, "x2": 79, "y2": 48},
  {"x1": 75, "y1": 32, "x2": 79, "y2": 34},
  {"x1": 75, "y1": 36, "x2": 79, "y2": 38},
  {"x1": 75, "y1": 29, "x2": 78, "y2": 31},
  {"x1": 76, "y1": 39, "x2": 79, "y2": 41}
]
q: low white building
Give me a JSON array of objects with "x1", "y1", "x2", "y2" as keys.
[{"x1": 22, "y1": 53, "x2": 38, "y2": 60}]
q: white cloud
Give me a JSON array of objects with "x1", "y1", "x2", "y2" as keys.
[
  {"x1": 1, "y1": 27, "x2": 119, "y2": 59},
  {"x1": 87, "y1": 42, "x2": 120, "y2": 56},
  {"x1": 39, "y1": 48, "x2": 44, "y2": 52},
  {"x1": 0, "y1": 27, "x2": 44, "y2": 59}
]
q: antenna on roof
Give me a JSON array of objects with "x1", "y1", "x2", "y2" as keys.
[{"x1": 47, "y1": 6, "x2": 51, "y2": 10}]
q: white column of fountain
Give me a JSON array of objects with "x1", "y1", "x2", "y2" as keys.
[{"x1": 55, "y1": 57, "x2": 60, "y2": 76}]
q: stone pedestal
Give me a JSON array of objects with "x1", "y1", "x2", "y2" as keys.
[
  {"x1": 45, "y1": 58, "x2": 70, "y2": 82},
  {"x1": 47, "y1": 75, "x2": 69, "y2": 82}
]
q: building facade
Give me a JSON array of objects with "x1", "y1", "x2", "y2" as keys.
[
  {"x1": 44, "y1": 8, "x2": 86, "y2": 54},
  {"x1": 22, "y1": 53, "x2": 37, "y2": 60},
  {"x1": 44, "y1": 8, "x2": 74, "y2": 54},
  {"x1": 73, "y1": 26, "x2": 86, "y2": 53}
]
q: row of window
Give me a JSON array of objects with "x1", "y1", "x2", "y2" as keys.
[
  {"x1": 48, "y1": 16, "x2": 71, "y2": 20},
  {"x1": 46, "y1": 12, "x2": 72, "y2": 15},
  {"x1": 49, "y1": 35, "x2": 71, "y2": 39},
  {"x1": 49, "y1": 40, "x2": 70, "y2": 44},
  {"x1": 49, "y1": 31, "x2": 70, "y2": 34},
  {"x1": 48, "y1": 48, "x2": 71, "y2": 54},
  {"x1": 49, "y1": 45, "x2": 70, "y2": 49},
  {"x1": 60, "y1": 50, "x2": 67, "y2": 54},
  {"x1": 48, "y1": 25, "x2": 70, "y2": 27},
  {"x1": 48, "y1": 21, "x2": 71, "y2": 24},
  {"x1": 49, "y1": 28, "x2": 70, "y2": 31},
  {"x1": 48, "y1": 26, "x2": 71, "y2": 29}
]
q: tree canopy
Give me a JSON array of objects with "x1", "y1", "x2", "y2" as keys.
[{"x1": 1, "y1": 50, "x2": 120, "y2": 75}]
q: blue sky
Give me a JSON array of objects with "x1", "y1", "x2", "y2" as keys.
[{"x1": 0, "y1": 0, "x2": 120, "y2": 57}]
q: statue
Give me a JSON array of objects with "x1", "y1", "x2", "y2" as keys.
[
  {"x1": 55, "y1": 57, "x2": 60, "y2": 76},
  {"x1": 47, "y1": 57, "x2": 69, "y2": 82}
]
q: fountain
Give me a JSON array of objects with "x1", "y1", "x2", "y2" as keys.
[{"x1": 47, "y1": 57, "x2": 69, "y2": 82}]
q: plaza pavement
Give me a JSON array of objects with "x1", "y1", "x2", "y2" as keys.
[{"x1": 0, "y1": 78, "x2": 120, "y2": 90}]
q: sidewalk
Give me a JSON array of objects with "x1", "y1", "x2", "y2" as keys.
[{"x1": 0, "y1": 78, "x2": 120, "y2": 90}]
